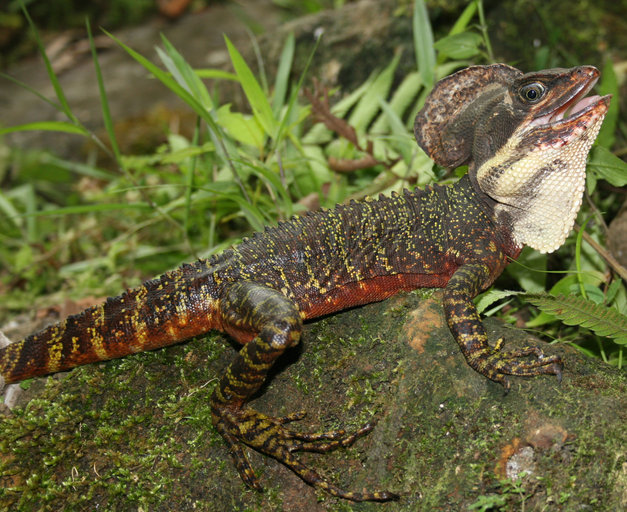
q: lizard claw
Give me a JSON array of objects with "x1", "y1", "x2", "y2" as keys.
[
  {"x1": 212, "y1": 404, "x2": 397, "y2": 501},
  {"x1": 473, "y1": 338, "x2": 563, "y2": 388}
]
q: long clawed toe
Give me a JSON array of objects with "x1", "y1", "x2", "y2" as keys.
[
  {"x1": 504, "y1": 345, "x2": 563, "y2": 378},
  {"x1": 480, "y1": 339, "x2": 563, "y2": 389},
  {"x1": 213, "y1": 406, "x2": 397, "y2": 502},
  {"x1": 290, "y1": 423, "x2": 374, "y2": 452}
]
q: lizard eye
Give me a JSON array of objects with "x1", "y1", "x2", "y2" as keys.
[{"x1": 520, "y1": 83, "x2": 546, "y2": 103}]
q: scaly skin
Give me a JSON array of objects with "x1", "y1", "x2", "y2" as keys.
[{"x1": 0, "y1": 64, "x2": 610, "y2": 501}]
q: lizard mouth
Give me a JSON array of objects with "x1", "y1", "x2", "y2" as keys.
[{"x1": 531, "y1": 75, "x2": 611, "y2": 130}]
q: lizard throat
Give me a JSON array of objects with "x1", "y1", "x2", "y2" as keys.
[{"x1": 475, "y1": 94, "x2": 610, "y2": 253}]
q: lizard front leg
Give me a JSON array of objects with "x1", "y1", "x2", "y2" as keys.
[
  {"x1": 211, "y1": 281, "x2": 397, "y2": 502},
  {"x1": 443, "y1": 262, "x2": 563, "y2": 389}
]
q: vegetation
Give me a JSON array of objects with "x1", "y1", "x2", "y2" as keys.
[{"x1": 0, "y1": 0, "x2": 625, "y2": 370}]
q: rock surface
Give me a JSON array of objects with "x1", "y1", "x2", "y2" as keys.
[{"x1": 1, "y1": 291, "x2": 625, "y2": 510}]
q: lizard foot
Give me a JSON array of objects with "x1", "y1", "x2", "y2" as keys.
[
  {"x1": 212, "y1": 404, "x2": 399, "y2": 502},
  {"x1": 473, "y1": 338, "x2": 563, "y2": 391}
]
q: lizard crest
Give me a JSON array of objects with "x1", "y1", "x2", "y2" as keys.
[{"x1": 416, "y1": 64, "x2": 610, "y2": 253}]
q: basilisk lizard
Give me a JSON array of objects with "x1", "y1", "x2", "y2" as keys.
[{"x1": 0, "y1": 64, "x2": 610, "y2": 501}]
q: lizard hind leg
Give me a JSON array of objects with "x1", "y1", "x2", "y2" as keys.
[{"x1": 211, "y1": 281, "x2": 397, "y2": 502}]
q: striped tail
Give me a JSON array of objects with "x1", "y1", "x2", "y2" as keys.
[{"x1": 0, "y1": 264, "x2": 221, "y2": 385}]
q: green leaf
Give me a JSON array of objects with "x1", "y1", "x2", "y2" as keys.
[
  {"x1": 434, "y1": 32, "x2": 483, "y2": 60},
  {"x1": 87, "y1": 20, "x2": 121, "y2": 166},
  {"x1": 524, "y1": 293, "x2": 627, "y2": 345},
  {"x1": 0, "y1": 71, "x2": 62, "y2": 113},
  {"x1": 348, "y1": 52, "x2": 400, "y2": 131},
  {"x1": 272, "y1": 32, "x2": 295, "y2": 115},
  {"x1": 105, "y1": 30, "x2": 249, "y2": 200},
  {"x1": 475, "y1": 289, "x2": 523, "y2": 314},
  {"x1": 217, "y1": 105, "x2": 266, "y2": 148},
  {"x1": 197, "y1": 185, "x2": 266, "y2": 232},
  {"x1": 596, "y1": 59, "x2": 618, "y2": 148},
  {"x1": 274, "y1": 31, "x2": 319, "y2": 147},
  {"x1": 158, "y1": 35, "x2": 214, "y2": 111},
  {"x1": 606, "y1": 279, "x2": 623, "y2": 306},
  {"x1": 158, "y1": 142, "x2": 215, "y2": 165},
  {"x1": 35, "y1": 203, "x2": 152, "y2": 216},
  {"x1": 448, "y1": 1, "x2": 478, "y2": 35},
  {"x1": 413, "y1": 0, "x2": 435, "y2": 88},
  {"x1": 371, "y1": 71, "x2": 422, "y2": 134},
  {"x1": 105, "y1": 30, "x2": 206, "y2": 117},
  {"x1": 0, "y1": 189, "x2": 22, "y2": 229},
  {"x1": 224, "y1": 35, "x2": 277, "y2": 137},
  {"x1": 20, "y1": 4, "x2": 78, "y2": 124},
  {"x1": 0, "y1": 121, "x2": 87, "y2": 136},
  {"x1": 238, "y1": 159, "x2": 293, "y2": 218},
  {"x1": 42, "y1": 155, "x2": 116, "y2": 181},
  {"x1": 194, "y1": 69, "x2": 238, "y2": 81},
  {"x1": 526, "y1": 272, "x2": 605, "y2": 328},
  {"x1": 377, "y1": 100, "x2": 415, "y2": 163},
  {"x1": 588, "y1": 146, "x2": 627, "y2": 187},
  {"x1": 550, "y1": 272, "x2": 605, "y2": 296}
]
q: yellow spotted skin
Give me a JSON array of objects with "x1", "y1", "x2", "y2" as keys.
[{"x1": 6, "y1": 62, "x2": 611, "y2": 502}]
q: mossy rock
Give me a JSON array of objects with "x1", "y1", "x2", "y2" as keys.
[{"x1": 1, "y1": 290, "x2": 625, "y2": 511}]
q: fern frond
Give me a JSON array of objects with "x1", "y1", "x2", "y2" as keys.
[{"x1": 524, "y1": 293, "x2": 627, "y2": 345}]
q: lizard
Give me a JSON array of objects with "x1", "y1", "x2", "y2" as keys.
[{"x1": 0, "y1": 64, "x2": 610, "y2": 502}]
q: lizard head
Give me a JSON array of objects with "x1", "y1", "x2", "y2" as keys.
[{"x1": 415, "y1": 64, "x2": 611, "y2": 253}]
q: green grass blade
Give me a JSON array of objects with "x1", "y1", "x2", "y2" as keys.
[
  {"x1": 106, "y1": 31, "x2": 204, "y2": 119},
  {"x1": 377, "y1": 99, "x2": 415, "y2": 163},
  {"x1": 476, "y1": 0, "x2": 494, "y2": 61},
  {"x1": 194, "y1": 69, "x2": 238, "y2": 81},
  {"x1": 247, "y1": 28, "x2": 269, "y2": 94},
  {"x1": 274, "y1": 31, "x2": 320, "y2": 146},
  {"x1": 413, "y1": 0, "x2": 435, "y2": 88},
  {"x1": 87, "y1": 19, "x2": 122, "y2": 167},
  {"x1": 0, "y1": 190, "x2": 23, "y2": 230},
  {"x1": 20, "y1": 3, "x2": 78, "y2": 124},
  {"x1": 272, "y1": 32, "x2": 295, "y2": 115},
  {"x1": 575, "y1": 219, "x2": 590, "y2": 299},
  {"x1": 0, "y1": 71, "x2": 63, "y2": 113},
  {"x1": 449, "y1": 1, "x2": 478, "y2": 35},
  {"x1": 159, "y1": 34, "x2": 214, "y2": 110},
  {"x1": 596, "y1": 59, "x2": 619, "y2": 148},
  {"x1": 434, "y1": 32, "x2": 482, "y2": 60},
  {"x1": 371, "y1": 70, "x2": 422, "y2": 134},
  {"x1": 184, "y1": 118, "x2": 201, "y2": 238},
  {"x1": 197, "y1": 185, "x2": 266, "y2": 231},
  {"x1": 28, "y1": 203, "x2": 153, "y2": 216},
  {"x1": 224, "y1": 35, "x2": 277, "y2": 137},
  {"x1": 238, "y1": 158, "x2": 293, "y2": 218},
  {"x1": 106, "y1": 29, "x2": 249, "y2": 201},
  {"x1": 0, "y1": 121, "x2": 87, "y2": 136},
  {"x1": 104, "y1": 30, "x2": 226, "y2": 150},
  {"x1": 349, "y1": 52, "x2": 400, "y2": 131},
  {"x1": 42, "y1": 154, "x2": 116, "y2": 180}
]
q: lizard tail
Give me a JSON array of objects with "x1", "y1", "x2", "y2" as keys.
[{"x1": 0, "y1": 265, "x2": 221, "y2": 384}]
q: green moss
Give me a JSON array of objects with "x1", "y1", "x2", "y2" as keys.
[{"x1": 2, "y1": 294, "x2": 624, "y2": 509}]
